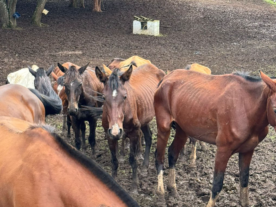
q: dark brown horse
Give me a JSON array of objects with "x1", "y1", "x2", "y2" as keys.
[
  {"x1": 0, "y1": 116, "x2": 139, "y2": 207},
  {"x1": 95, "y1": 63, "x2": 165, "y2": 193},
  {"x1": 51, "y1": 62, "x2": 80, "y2": 136},
  {"x1": 154, "y1": 70, "x2": 276, "y2": 207},
  {"x1": 28, "y1": 65, "x2": 62, "y2": 116},
  {"x1": 0, "y1": 84, "x2": 45, "y2": 124},
  {"x1": 58, "y1": 63, "x2": 104, "y2": 154}
]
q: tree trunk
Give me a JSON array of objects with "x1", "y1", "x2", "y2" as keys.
[
  {"x1": 32, "y1": 0, "x2": 47, "y2": 27},
  {"x1": 93, "y1": 0, "x2": 102, "y2": 12},
  {"x1": 0, "y1": 0, "x2": 17, "y2": 28},
  {"x1": 69, "y1": 0, "x2": 84, "y2": 8}
]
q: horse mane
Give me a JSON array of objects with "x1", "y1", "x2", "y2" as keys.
[
  {"x1": 233, "y1": 71, "x2": 262, "y2": 82},
  {"x1": 108, "y1": 68, "x2": 122, "y2": 90},
  {"x1": 29, "y1": 88, "x2": 62, "y2": 116},
  {"x1": 36, "y1": 126, "x2": 139, "y2": 207}
]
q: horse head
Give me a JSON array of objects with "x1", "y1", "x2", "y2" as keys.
[
  {"x1": 95, "y1": 65, "x2": 133, "y2": 140},
  {"x1": 57, "y1": 62, "x2": 89, "y2": 116},
  {"x1": 28, "y1": 65, "x2": 54, "y2": 96},
  {"x1": 260, "y1": 71, "x2": 276, "y2": 127}
]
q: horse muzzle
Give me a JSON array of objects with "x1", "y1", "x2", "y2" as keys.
[
  {"x1": 108, "y1": 124, "x2": 123, "y2": 140},
  {"x1": 69, "y1": 107, "x2": 78, "y2": 116}
]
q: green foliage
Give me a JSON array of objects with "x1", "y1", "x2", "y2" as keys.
[{"x1": 264, "y1": 0, "x2": 276, "y2": 5}]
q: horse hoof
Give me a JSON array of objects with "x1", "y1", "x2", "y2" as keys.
[
  {"x1": 189, "y1": 162, "x2": 196, "y2": 168},
  {"x1": 154, "y1": 191, "x2": 166, "y2": 207},
  {"x1": 140, "y1": 166, "x2": 148, "y2": 177},
  {"x1": 130, "y1": 187, "x2": 139, "y2": 195},
  {"x1": 167, "y1": 186, "x2": 179, "y2": 198},
  {"x1": 137, "y1": 153, "x2": 144, "y2": 161},
  {"x1": 118, "y1": 156, "x2": 125, "y2": 163}
]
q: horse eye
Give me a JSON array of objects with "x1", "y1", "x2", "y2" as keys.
[{"x1": 124, "y1": 95, "x2": 127, "y2": 100}]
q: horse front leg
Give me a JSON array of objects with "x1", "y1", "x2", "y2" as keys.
[
  {"x1": 128, "y1": 129, "x2": 140, "y2": 194},
  {"x1": 206, "y1": 147, "x2": 232, "y2": 207},
  {"x1": 107, "y1": 135, "x2": 119, "y2": 178},
  {"x1": 167, "y1": 123, "x2": 188, "y2": 196},
  {"x1": 88, "y1": 118, "x2": 97, "y2": 155},
  {"x1": 71, "y1": 117, "x2": 81, "y2": 150},
  {"x1": 141, "y1": 124, "x2": 152, "y2": 175},
  {"x1": 80, "y1": 121, "x2": 86, "y2": 150},
  {"x1": 67, "y1": 114, "x2": 71, "y2": 138},
  {"x1": 239, "y1": 150, "x2": 254, "y2": 207}
]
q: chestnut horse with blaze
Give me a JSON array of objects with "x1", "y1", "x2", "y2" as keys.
[
  {"x1": 0, "y1": 116, "x2": 139, "y2": 207},
  {"x1": 154, "y1": 70, "x2": 276, "y2": 207},
  {"x1": 96, "y1": 63, "x2": 165, "y2": 193}
]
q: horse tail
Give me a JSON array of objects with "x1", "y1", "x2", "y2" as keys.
[{"x1": 29, "y1": 89, "x2": 62, "y2": 116}]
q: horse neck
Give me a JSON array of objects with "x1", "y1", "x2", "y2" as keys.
[{"x1": 57, "y1": 158, "x2": 127, "y2": 207}]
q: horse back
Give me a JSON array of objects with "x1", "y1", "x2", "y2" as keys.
[
  {"x1": 0, "y1": 84, "x2": 45, "y2": 124},
  {"x1": 155, "y1": 70, "x2": 267, "y2": 144}
]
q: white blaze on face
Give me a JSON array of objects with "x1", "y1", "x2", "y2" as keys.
[
  {"x1": 112, "y1": 90, "x2": 117, "y2": 97},
  {"x1": 57, "y1": 85, "x2": 63, "y2": 95},
  {"x1": 111, "y1": 123, "x2": 120, "y2": 136}
]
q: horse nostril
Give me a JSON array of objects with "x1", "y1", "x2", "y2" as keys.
[{"x1": 119, "y1": 128, "x2": 123, "y2": 136}]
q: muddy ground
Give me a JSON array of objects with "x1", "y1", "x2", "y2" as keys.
[{"x1": 1, "y1": 0, "x2": 276, "y2": 206}]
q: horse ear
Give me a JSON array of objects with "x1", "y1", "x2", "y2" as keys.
[
  {"x1": 95, "y1": 66, "x2": 107, "y2": 83},
  {"x1": 120, "y1": 65, "x2": 133, "y2": 83},
  {"x1": 28, "y1": 66, "x2": 37, "y2": 77},
  {"x1": 58, "y1": 63, "x2": 66, "y2": 73},
  {"x1": 57, "y1": 76, "x2": 64, "y2": 86},
  {"x1": 46, "y1": 65, "x2": 54, "y2": 76},
  {"x1": 79, "y1": 62, "x2": 89, "y2": 75},
  {"x1": 260, "y1": 70, "x2": 276, "y2": 92},
  {"x1": 103, "y1": 64, "x2": 112, "y2": 75}
]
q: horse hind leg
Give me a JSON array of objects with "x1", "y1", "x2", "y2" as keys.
[
  {"x1": 239, "y1": 150, "x2": 254, "y2": 207},
  {"x1": 155, "y1": 109, "x2": 172, "y2": 197},
  {"x1": 167, "y1": 123, "x2": 188, "y2": 197},
  {"x1": 189, "y1": 137, "x2": 197, "y2": 168}
]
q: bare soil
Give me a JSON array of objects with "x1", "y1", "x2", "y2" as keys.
[{"x1": 1, "y1": 0, "x2": 276, "y2": 206}]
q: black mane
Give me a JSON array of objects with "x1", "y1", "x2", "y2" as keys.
[
  {"x1": 233, "y1": 71, "x2": 262, "y2": 82},
  {"x1": 29, "y1": 88, "x2": 62, "y2": 116},
  {"x1": 39, "y1": 126, "x2": 139, "y2": 207}
]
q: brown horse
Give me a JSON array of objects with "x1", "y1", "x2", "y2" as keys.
[
  {"x1": 51, "y1": 62, "x2": 80, "y2": 135},
  {"x1": 95, "y1": 63, "x2": 165, "y2": 193},
  {"x1": 154, "y1": 70, "x2": 276, "y2": 207},
  {"x1": 28, "y1": 65, "x2": 62, "y2": 116},
  {"x1": 0, "y1": 84, "x2": 45, "y2": 123},
  {"x1": 0, "y1": 116, "x2": 139, "y2": 207},
  {"x1": 57, "y1": 63, "x2": 104, "y2": 154},
  {"x1": 179, "y1": 63, "x2": 211, "y2": 166}
]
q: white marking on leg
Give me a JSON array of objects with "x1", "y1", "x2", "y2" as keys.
[
  {"x1": 157, "y1": 170, "x2": 165, "y2": 194},
  {"x1": 206, "y1": 192, "x2": 219, "y2": 207},
  {"x1": 112, "y1": 90, "x2": 117, "y2": 97},
  {"x1": 240, "y1": 186, "x2": 249, "y2": 207},
  {"x1": 168, "y1": 168, "x2": 177, "y2": 189}
]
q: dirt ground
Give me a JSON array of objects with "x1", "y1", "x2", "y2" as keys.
[{"x1": 1, "y1": 0, "x2": 276, "y2": 206}]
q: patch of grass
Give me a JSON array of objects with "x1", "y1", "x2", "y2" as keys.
[{"x1": 264, "y1": 0, "x2": 276, "y2": 5}]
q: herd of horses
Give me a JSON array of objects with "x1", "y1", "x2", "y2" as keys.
[{"x1": 1, "y1": 55, "x2": 276, "y2": 207}]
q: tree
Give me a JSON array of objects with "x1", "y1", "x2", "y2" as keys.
[
  {"x1": 32, "y1": 0, "x2": 47, "y2": 27},
  {"x1": 0, "y1": 0, "x2": 18, "y2": 28}
]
